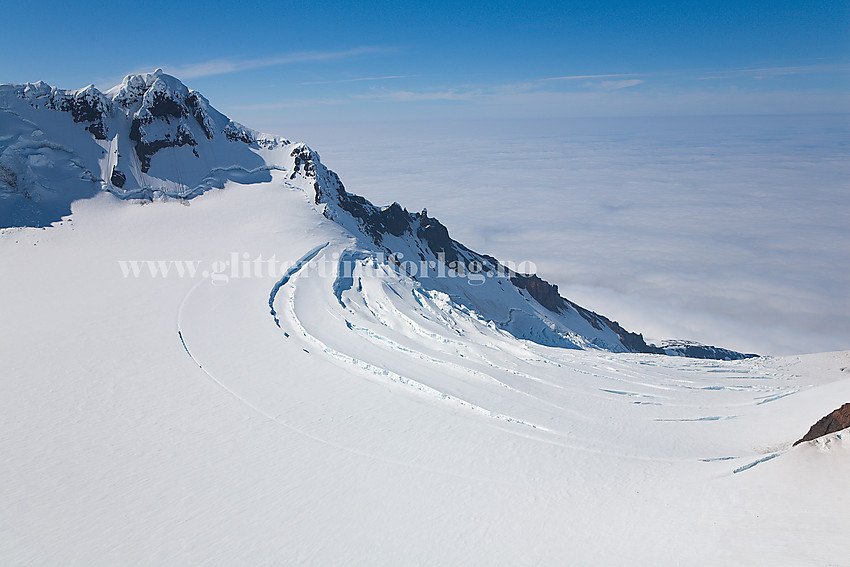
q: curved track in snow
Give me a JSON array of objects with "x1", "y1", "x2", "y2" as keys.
[
  {"x1": 262, "y1": 243, "x2": 803, "y2": 468},
  {"x1": 175, "y1": 249, "x2": 511, "y2": 485}
]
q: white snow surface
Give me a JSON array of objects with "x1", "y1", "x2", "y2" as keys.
[
  {"x1": 1, "y1": 74, "x2": 849, "y2": 565},
  {"x1": 2, "y1": 177, "x2": 849, "y2": 565}
]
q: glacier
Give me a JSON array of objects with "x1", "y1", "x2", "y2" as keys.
[{"x1": 1, "y1": 71, "x2": 848, "y2": 565}]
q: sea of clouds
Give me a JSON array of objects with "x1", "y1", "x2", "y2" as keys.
[{"x1": 276, "y1": 115, "x2": 849, "y2": 356}]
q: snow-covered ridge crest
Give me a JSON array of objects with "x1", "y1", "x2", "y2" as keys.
[
  {"x1": 1, "y1": 80, "x2": 111, "y2": 139},
  {"x1": 286, "y1": 143, "x2": 756, "y2": 359},
  {"x1": 0, "y1": 71, "x2": 756, "y2": 360},
  {"x1": 1, "y1": 70, "x2": 294, "y2": 223},
  {"x1": 106, "y1": 68, "x2": 187, "y2": 108}
]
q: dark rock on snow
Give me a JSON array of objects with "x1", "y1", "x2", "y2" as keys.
[{"x1": 794, "y1": 403, "x2": 850, "y2": 445}]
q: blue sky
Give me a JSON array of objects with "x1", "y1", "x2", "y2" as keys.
[{"x1": 2, "y1": 0, "x2": 848, "y2": 123}]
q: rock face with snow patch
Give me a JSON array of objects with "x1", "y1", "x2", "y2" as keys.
[
  {"x1": 794, "y1": 403, "x2": 850, "y2": 445},
  {"x1": 0, "y1": 71, "x2": 755, "y2": 360},
  {"x1": 12, "y1": 81, "x2": 110, "y2": 140}
]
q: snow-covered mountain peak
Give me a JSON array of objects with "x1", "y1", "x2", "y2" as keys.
[
  {"x1": 1, "y1": 71, "x2": 295, "y2": 214},
  {"x1": 0, "y1": 72, "x2": 756, "y2": 360},
  {"x1": 106, "y1": 68, "x2": 183, "y2": 106}
]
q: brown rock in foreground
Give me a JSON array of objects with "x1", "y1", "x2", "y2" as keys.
[{"x1": 793, "y1": 403, "x2": 850, "y2": 446}]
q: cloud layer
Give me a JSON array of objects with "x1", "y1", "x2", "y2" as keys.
[
  {"x1": 279, "y1": 115, "x2": 850, "y2": 356},
  {"x1": 162, "y1": 47, "x2": 390, "y2": 79}
]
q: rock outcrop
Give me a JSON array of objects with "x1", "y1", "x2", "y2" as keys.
[{"x1": 793, "y1": 403, "x2": 850, "y2": 445}]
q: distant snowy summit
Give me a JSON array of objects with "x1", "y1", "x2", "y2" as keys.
[
  {"x1": 0, "y1": 71, "x2": 756, "y2": 360},
  {"x1": 0, "y1": 68, "x2": 289, "y2": 221}
]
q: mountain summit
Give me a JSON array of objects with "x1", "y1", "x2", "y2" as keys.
[{"x1": 0, "y1": 71, "x2": 755, "y2": 359}]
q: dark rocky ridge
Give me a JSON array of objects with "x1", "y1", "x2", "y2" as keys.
[
  {"x1": 509, "y1": 275, "x2": 708, "y2": 356},
  {"x1": 511, "y1": 274, "x2": 568, "y2": 313},
  {"x1": 20, "y1": 85, "x2": 110, "y2": 140},
  {"x1": 302, "y1": 146, "x2": 755, "y2": 360},
  {"x1": 794, "y1": 403, "x2": 850, "y2": 446},
  {"x1": 146, "y1": 90, "x2": 186, "y2": 119},
  {"x1": 185, "y1": 92, "x2": 214, "y2": 140}
]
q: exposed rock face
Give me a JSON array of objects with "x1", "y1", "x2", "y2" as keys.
[
  {"x1": 511, "y1": 274, "x2": 567, "y2": 313},
  {"x1": 417, "y1": 214, "x2": 460, "y2": 264},
  {"x1": 129, "y1": 116, "x2": 197, "y2": 172},
  {"x1": 46, "y1": 87, "x2": 109, "y2": 140},
  {"x1": 583, "y1": 310, "x2": 663, "y2": 355},
  {"x1": 224, "y1": 123, "x2": 254, "y2": 144},
  {"x1": 110, "y1": 167, "x2": 126, "y2": 188},
  {"x1": 14, "y1": 82, "x2": 109, "y2": 140},
  {"x1": 290, "y1": 144, "x2": 317, "y2": 180},
  {"x1": 507, "y1": 274, "x2": 756, "y2": 358},
  {"x1": 121, "y1": 73, "x2": 202, "y2": 172},
  {"x1": 794, "y1": 403, "x2": 850, "y2": 445},
  {"x1": 184, "y1": 92, "x2": 215, "y2": 140}
]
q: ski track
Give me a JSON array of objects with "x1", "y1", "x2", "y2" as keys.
[
  {"x1": 269, "y1": 245, "x2": 782, "y2": 468},
  {"x1": 279, "y1": 257, "x2": 552, "y2": 433},
  {"x1": 175, "y1": 262, "x2": 511, "y2": 486},
  {"x1": 175, "y1": 242, "x2": 807, "y2": 474},
  {"x1": 369, "y1": 271, "x2": 686, "y2": 406},
  {"x1": 268, "y1": 242, "x2": 329, "y2": 327}
]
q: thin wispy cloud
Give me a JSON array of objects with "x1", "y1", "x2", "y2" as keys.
[
  {"x1": 230, "y1": 97, "x2": 350, "y2": 110},
  {"x1": 222, "y1": 60, "x2": 847, "y2": 121},
  {"x1": 542, "y1": 73, "x2": 642, "y2": 81},
  {"x1": 695, "y1": 62, "x2": 850, "y2": 81},
  {"x1": 300, "y1": 75, "x2": 415, "y2": 85},
  {"x1": 596, "y1": 79, "x2": 645, "y2": 90},
  {"x1": 355, "y1": 89, "x2": 480, "y2": 102},
  {"x1": 351, "y1": 74, "x2": 646, "y2": 104},
  {"x1": 92, "y1": 46, "x2": 393, "y2": 89},
  {"x1": 161, "y1": 46, "x2": 392, "y2": 79},
  {"x1": 492, "y1": 73, "x2": 647, "y2": 95}
]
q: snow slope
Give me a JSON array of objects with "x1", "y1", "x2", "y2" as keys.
[
  {"x1": 1, "y1": 183, "x2": 848, "y2": 565},
  {"x1": 1, "y1": 73, "x2": 849, "y2": 565},
  {"x1": 0, "y1": 71, "x2": 756, "y2": 359}
]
